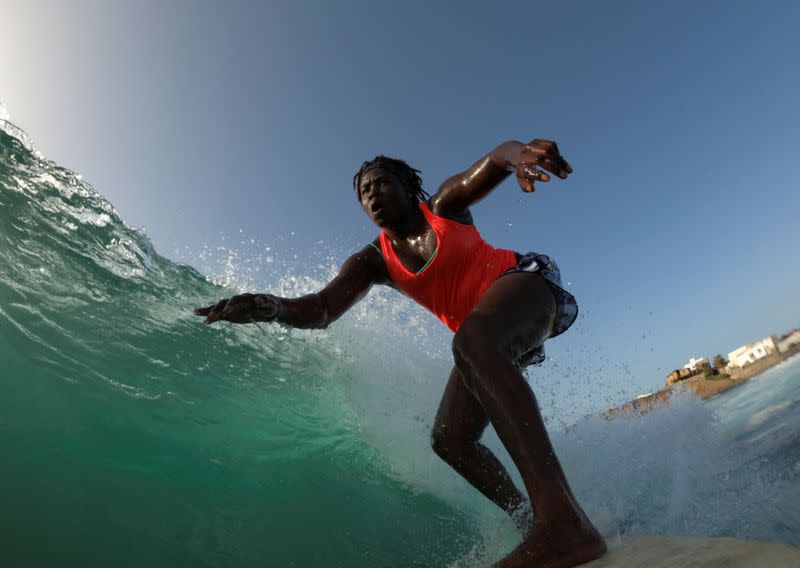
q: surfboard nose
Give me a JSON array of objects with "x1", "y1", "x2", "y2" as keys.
[{"x1": 582, "y1": 535, "x2": 800, "y2": 568}]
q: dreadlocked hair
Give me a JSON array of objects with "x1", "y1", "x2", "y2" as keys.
[{"x1": 353, "y1": 155, "x2": 430, "y2": 204}]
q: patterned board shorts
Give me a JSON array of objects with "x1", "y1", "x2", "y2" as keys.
[{"x1": 500, "y1": 252, "x2": 579, "y2": 366}]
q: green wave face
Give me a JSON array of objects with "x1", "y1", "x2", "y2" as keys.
[{"x1": 0, "y1": 127, "x2": 479, "y2": 568}]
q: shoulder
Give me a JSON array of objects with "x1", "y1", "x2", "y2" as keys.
[
  {"x1": 347, "y1": 238, "x2": 393, "y2": 287},
  {"x1": 426, "y1": 196, "x2": 474, "y2": 226}
]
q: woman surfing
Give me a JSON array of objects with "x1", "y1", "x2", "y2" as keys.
[{"x1": 195, "y1": 139, "x2": 606, "y2": 567}]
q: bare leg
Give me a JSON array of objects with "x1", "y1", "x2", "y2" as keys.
[
  {"x1": 452, "y1": 273, "x2": 606, "y2": 568},
  {"x1": 431, "y1": 366, "x2": 532, "y2": 533}
]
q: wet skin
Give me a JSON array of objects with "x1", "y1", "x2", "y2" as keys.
[{"x1": 195, "y1": 140, "x2": 606, "y2": 567}]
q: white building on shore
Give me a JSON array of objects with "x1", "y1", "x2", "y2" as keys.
[
  {"x1": 777, "y1": 330, "x2": 800, "y2": 353},
  {"x1": 684, "y1": 357, "x2": 709, "y2": 372},
  {"x1": 727, "y1": 336, "x2": 778, "y2": 368}
]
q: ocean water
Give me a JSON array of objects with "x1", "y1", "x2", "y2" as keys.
[{"x1": 1, "y1": 119, "x2": 799, "y2": 567}]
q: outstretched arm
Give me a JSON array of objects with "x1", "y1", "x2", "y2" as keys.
[
  {"x1": 430, "y1": 139, "x2": 573, "y2": 218},
  {"x1": 195, "y1": 244, "x2": 387, "y2": 329}
]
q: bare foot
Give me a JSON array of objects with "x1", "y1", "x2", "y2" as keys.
[{"x1": 491, "y1": 520, "x2": 607, "y2": 568}]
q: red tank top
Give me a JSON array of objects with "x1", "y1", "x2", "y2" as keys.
[{"x1": 378, "y1": 202, "x2": 517, "y2": 332}]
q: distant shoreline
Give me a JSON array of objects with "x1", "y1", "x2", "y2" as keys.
[{"x1": 604, "y1": 346, "x2": 800, "y2": 419}]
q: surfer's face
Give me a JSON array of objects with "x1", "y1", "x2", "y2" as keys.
[{"x1": 358, "y1": 168, "x2": 413, "y2": 228}]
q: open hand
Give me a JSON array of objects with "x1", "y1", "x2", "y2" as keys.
[
  {"x1": 512, "y1": 139, "x2": 573, "y2": 193},
  {"x1": 194, "y1": 293, "x2": 279, "y2": 325}
]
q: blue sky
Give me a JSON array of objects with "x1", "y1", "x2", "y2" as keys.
[{"x1": 2, "y1": 0, "x2": 799, "y2": 401}]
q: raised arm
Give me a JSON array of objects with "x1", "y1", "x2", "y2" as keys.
[
  {"x1": 195, "y1": 243, "x2": 388, "y2": 329},
  {"x1": 429, "y1": 139, "x2": 573, "y2": 218}
]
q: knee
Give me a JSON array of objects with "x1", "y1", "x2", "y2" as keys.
[
  {"x1": 430, "y1": 425, "x2": 470, "y2": 464},
  {"x1": 430, "y1": 427, "x2": 450, "y2": 459}
]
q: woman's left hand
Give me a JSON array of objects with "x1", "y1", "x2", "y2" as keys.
[
  {"x1": 195, "y1": 293, "x2": 279, "y2": 325},
  {"x1": 507, "y1": 139, "x2": 573, "y2": 193}
]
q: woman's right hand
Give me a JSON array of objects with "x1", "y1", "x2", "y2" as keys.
[
  {"x1": 499, "y1": 139, "x2": 574, "y2": 193},
  {"x1": 194, "y1": 293, "x2": 280, "y2": 325}
]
